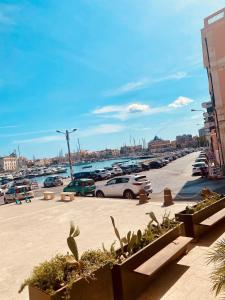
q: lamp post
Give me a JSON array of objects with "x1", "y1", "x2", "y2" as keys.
[
  {"x1": 56, "y1": 129, "x2": 77, "y2": 181},
  {"x1": 191, "y1": 109, "x2": 204, "y2": 112}
]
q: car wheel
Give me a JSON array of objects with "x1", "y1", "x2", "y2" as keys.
[
  {"x1": 123, "y1": 190, "x2": 135, "y2": 199},
  {"x1": 76, "y1": 192, "x2": 81, "y2": 196},
  {"x1": 96, "y1": 190, "x2": 104, "y2": 198},
  {"x1": 4, "y1": 197, "x2": 8, "y2": 204}
]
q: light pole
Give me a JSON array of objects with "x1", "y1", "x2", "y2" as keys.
[
  {"x1": 56, "y1": 129, "x2": 77, "y2": 181},
  {"x1": 191, "y1": 109, "x2": 204, "y2": 112}
]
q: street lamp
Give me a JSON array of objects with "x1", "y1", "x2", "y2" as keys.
[
  {"x1": 191, "y1": 109, "x2": 204, "y2": 112},
  {"x1": 56, "y1": 129, "x2": 77, "y2": 181}
]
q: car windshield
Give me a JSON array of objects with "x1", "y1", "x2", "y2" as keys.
[{"x1": 193, "y1": 163, "x2": 205, "y2": 167}]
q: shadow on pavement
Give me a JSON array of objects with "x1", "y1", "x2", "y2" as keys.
[
  {"x1": 195, "y1": 219, "x2": 225, "y2": 248},
  {"x1": 174, "y1": 177, "x2": 225, "y2": 201},
  {"x1": 138, "y1": 262, "x2": 190, "y2": 300}
]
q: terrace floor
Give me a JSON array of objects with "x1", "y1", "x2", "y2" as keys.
[
  {"x1": 0, "y1": 195, "x2": 224, "y2": 299},
  {"x1": 138, "y1": 220, "x2": 225, "y2": 300}
]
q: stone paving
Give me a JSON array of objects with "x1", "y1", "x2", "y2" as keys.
[
  {"x1": 138, "y1": 221, "x2": 225, "y2": 300},
  {"x1": 0, "y1": 195, "x2": 224, "y2": 300}
]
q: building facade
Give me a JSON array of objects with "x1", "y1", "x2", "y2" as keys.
[
  {"x1": 148, "y1": 136, "x2": 172, "y2": 152},
  {"x1": 176, "y1": 134, "x2": 195, "y2": 148},
  {"x1": 201, "y1": 8, "x2": 225, "y2": 170},
  {"x1": 0, "y1": 156, "x2": 18, "y2": 171}
]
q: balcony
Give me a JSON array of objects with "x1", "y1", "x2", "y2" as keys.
[{"x1": 202, "y1": 102, "x2": 212, "y2": 109}]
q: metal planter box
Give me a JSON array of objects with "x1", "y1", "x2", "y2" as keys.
[
  {"x1": 28, "y1": 264, "x2": 114, "y2": 300},
  {"x1": 112, "y1": 223, "x2": 185, "y2": 300},
  {"x1": 175, "y1": 197, "x2": 225, "y2": 237}
]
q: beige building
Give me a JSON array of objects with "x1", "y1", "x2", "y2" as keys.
[
  {"x1": 148, "y1": 136, "x2": 172, "y2": 152},
  {"x1": 201, "y1": 8, "x2": 225, "y2": 170},
  {"x1": 0, "y1": 156, "x2": 18, "y2": 171}
]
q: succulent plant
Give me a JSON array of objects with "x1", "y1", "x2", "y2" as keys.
[
  {"x1": 110, "y1": 216, "x2": 124, "y2": 254},
  {"x1": 67, "y1": 222, "x2": 80, "y2": 262}
]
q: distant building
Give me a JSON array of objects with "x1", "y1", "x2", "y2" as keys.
[
  {"x1": 148, "y1": 136, "x2": 172, "y2": 152},
  {"x1": 0, "y1": 156, "x2": 18, "y2": 171},
  {"x1": 199, "y1": 128, "x2": 207, "y2": 137},
  {"x1": 176, "y1": 134, "x2": 195, "y2": 148},
  {"x1": 120, "y1": 145, "x2": 142, "y2": 155}
]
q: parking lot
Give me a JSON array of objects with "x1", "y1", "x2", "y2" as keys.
[{"x1": 30, "y1": 151, "x2": 225, "y2": 200}]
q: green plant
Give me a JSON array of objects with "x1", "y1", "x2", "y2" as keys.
[
  {"x1": 185, "y1": 190, "x2": 222, "y2": 214},
  {"x1": 19, "y1": 222, "x2": 115, "y2": 299},
  {"x1": 110, "y1": 212, "x2": 179, "y2": 262},
  {"x1": 67, "y1": 222, "x2": 80, "y2": 263},
  {"x1": 146, "y1": 212, "x2": 162, "y2": 233},
  {"x1": 19, "y1": 254, "x2": 77, "y2": 295},
  {"x1": 207, "y1": 238, "x2": 225, "y2": 296},
  {"x1": 81, "y1": 249, "x2": 115, "y2": 272},
  {"x1": 161, "y1": 211, "x2": 177, "y2": 229},
  {"x1": 110, "y1": 216, "x2": 125, "y2": 255}
]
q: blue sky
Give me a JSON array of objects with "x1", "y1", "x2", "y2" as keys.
[{"x1": 0, "y1": 0, "x2": 224, "y2": 158}]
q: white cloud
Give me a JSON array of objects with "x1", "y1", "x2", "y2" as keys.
[
  {"x1": 168, "y1": 97, "x2": 194, "y2": 108},
  {"x1": 0, "y1": 125, "x2": 19, "y2": 130},
  {"x1": 127, "y1": 103, "x2": 150, "y2": 113},
  {"x1": 103, "y1": 79, "x2": 148, "y2": 97},
  {"x1": 80, "y1": 124, "x2": 125, "y2": 137},
  {"x1": 93, "y1": 103, "x2": 151, "y2": 120},
  {"x1": 93, "y1": 96, "x2": 194, "y2": 120},
  {"x1": 103, "y1": 71, "x2": 188, "y2": 97},
  {"x1": 0, "y1": 129, "x2": 57, "y2": 138},
  {"x1": 14, "y1": 135, "x2": 64, "y2": 144},
  {"x1": 13, "y1": 124, "x2": 124, "y2": 144}
]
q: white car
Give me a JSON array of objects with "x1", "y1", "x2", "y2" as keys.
[
  {"x1": 95, "y1": 169, "x2": 110, "y2": 180},
  {"x1": 192, "y1": 162, "x2": 208, "y2": 176},
  {"x1": 95, "y1": 175, "x2": 152, "y2": 199},
  {"x1": 195, "y1": 158, "x2": 208, "y2": 164},
  {"x1": 112, "y1": 167, "x2": 123, "y2": 175}
]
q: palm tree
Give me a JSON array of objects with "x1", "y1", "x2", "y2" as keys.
[{"x1": 208, "y1": 238, "x2": 225, "y2": 296}]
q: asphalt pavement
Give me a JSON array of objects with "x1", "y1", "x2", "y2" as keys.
[{"x1": 1, "y1": 151, "x2": 225, "y2": 205}]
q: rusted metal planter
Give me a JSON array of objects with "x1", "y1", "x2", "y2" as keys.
[
  {"x1": 28, "y1": 264, "x2": 114, "y2": 300},
  {"x1": 112, "y1": 223, "x2": 185, "y2": 300},
  {"x1": 175, "y1": 197, "x2": 225, "y2": 238}
]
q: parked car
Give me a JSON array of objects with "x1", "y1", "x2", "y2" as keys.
[
  {"x1": 120, "y1": 165, "x2": 132, "y2": 175},
  {"x1": 63, "y1": 179, "x2": 96, "y2": 196},
  {"x1": 127, "y1": 164, "x2": 142, "y2": 173},
  {"x1": 192, "y1": 162, "x2": 208, "y2": 176},
  {"x1": 94, "y1": 169, "x2": 110, "y2": 180},
  {"x1": 104, "y1": 167, "x2": 115, "y2": 177},
  {"x1": 195, "y1": 158, "x2": 208, "y2": 164},
  {"x1": 4, "y1": 185, "x2": 34, "y2": 204},
  {"x1": 43, "y1": 176, "x2": 63, "y2": 188},
  {"x1": 95, "y1": 175, "x2": 152, "y2": 199},
  {"x1": 149, "y1": 161, "x2": 163, "y2": 169},
  {"x1": 141, "y1": 163, "x2": 150, "y2": 171},
  {"x1": 73, "y1": 171, "x2": 98, "y2": 181}
]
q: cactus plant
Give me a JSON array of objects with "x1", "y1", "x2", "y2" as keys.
[
  {"x1": 110, "y1": 216, "x2": 124, "y2": 254},
  {"x1": 67, "y1": 222, "x2": 80, "y2": 262},
  {"x1": 146, "y1": 212, "x2": 162, "y2": 233}
]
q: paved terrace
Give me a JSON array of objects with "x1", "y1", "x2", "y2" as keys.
[{"x1": 0, "y1": 195, "x2": 224, "y2": 300}]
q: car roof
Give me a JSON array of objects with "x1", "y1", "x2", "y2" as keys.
[
  {"x1": 14, "y1": 185, "x2": 29, "y2": 188},
  {"x1": 74, "y1": 178, "x2": 93, "y2": 182},
  {"x1": 109, "y1": 174, "x2": 144, "y2": 179}
]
